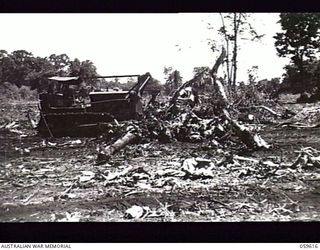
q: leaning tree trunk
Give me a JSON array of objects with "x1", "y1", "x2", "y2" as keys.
[{"x1": 210, "y1": 48, "x2": 270, "y2": 150}]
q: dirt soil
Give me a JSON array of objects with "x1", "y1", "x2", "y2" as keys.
[{"x1": 1, "y1": 101, "x2": 320, "y2": 222}]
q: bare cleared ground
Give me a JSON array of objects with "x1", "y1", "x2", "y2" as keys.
[{"x1": 1, "y1": 101, "x2": 320, "y2": 222}]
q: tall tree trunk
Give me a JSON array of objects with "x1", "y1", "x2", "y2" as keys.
[
  {"x1": 219, "y1": 13, "x2": 231, "y2": 87},
  {"x1": 232, "y1": 13, "x2": 238, "y2": 86}
]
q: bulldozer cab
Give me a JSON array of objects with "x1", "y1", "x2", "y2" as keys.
[{"x1": 40, "y1": 76, "x2": 83, "y2": 109}]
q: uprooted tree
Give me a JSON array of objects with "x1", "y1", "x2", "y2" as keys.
[
  {"x1": 97, "y1": 47, "x2": 271, "y2": 164},
  {"x1": 209, "y1": 47, "x2": 270, "y2": 150}
]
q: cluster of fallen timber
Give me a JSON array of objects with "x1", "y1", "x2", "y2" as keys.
[
  {"x1": 94, "y1": 48, "x2": 320, "y2": 166},
  {"x1": 97, "y1": 48, "x2": 273, "y2": 163}
]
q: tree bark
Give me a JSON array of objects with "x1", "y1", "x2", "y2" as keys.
[
  {"x1": 232, "y1": 13, "x2": 238, "y2": 86},
  {"x1": 97, "y1": 131, "x2": 139, "y2": 164},
  {"x1": 211, "y1": 47, "x2": 227, "y2": 79},
  {"x1": 219, "y1": 13, "x2": 231, "y2": 86}
]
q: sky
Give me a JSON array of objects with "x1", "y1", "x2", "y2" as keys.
[{"x1": 0, "y1": 13, "x2": 290, "y2": 83}]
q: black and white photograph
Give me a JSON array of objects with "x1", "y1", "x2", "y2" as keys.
[{"x1": 1, "y1": 12, "x2": 320, "y2": 226}]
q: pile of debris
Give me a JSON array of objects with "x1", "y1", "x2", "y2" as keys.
[{"x1": 97, "y1": 49, "x2": 275, "y2": 163}]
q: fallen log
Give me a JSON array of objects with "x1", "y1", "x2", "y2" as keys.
[
  {"x1": 222, "y1": 109, "x2": 271, "y2": 149},
  {"x1": 275, "y1": 121, "x2": 320, "y2": 129},
  {"x1": 233, "y1": 155, "x2": 260, "y2": 163},
  {"x1": 251, "y1": 105, "x2": 281, "y2": 117},
  {"x1": 97, "y1": 131, "x2": 139, "y2": 164}
]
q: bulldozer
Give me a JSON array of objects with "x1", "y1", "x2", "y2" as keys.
[{"x1": 37, "y1": 73, "x2": 151, "y2": 137}]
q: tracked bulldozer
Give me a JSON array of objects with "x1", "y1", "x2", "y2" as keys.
[{"x1": 37, "y1": 73, "x2": 151, "y2": 137}]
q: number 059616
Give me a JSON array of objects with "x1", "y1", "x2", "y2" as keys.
[{"x1": 300, "y1": 244, "x2": 318, "y2": 248}]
